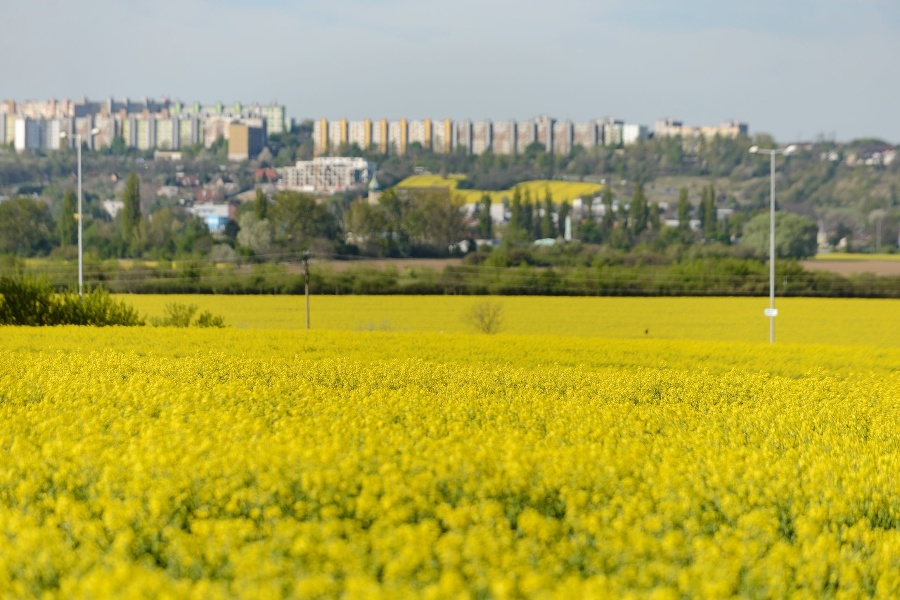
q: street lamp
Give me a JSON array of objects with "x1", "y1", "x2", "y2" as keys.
[
  {"x1": 60, "y1": 128, "x2": 100, "y2": 297},
  {"x1": 749, "y1": 143, "x2": 797, "y2": 343}
]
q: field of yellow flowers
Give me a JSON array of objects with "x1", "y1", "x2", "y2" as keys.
[{"x1": 2, "y1": 297, "x2": 899, "y2": 597}]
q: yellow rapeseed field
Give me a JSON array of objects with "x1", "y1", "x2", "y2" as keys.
[
  {"x1": 396, "y1": 175, "x2": 602, "y2": 205},
  {"x1": 2, "y1": 297, "x2": 899, "y2": 597},
  {"x1": 124, "y1": 294, "x2": 900, "y2": 347}
]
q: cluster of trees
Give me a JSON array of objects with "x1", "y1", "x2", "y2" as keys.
[
  {"x1": 343, "y1": 188, "x2": 466, "y2": 257},
  {"x1": 0, "y1": 173, "x2": 819, "y2": 264},
  {"x1": 0, "y1": 172, "x2": 216, "y2": 260}
]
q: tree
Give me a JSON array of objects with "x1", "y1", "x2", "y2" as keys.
[
  {"x1": 58, "y1": 189, "x2": 77, "y2": 247},
  {"x1": 629, "y1": 182, "x2": 648, "y2": 236},
  {"x1": 403, "y1": 189, "x2": 467, "y2": 249},
  {"x1": 254, "y1": 187, "x2": 268, "y2": 220},
  {"x1": 540, "y1": 191, "x2": 555, "y2": 239},
  {"x1": 465, "y1": 300, "x2": 504, "y2": 334},
  {"x1": 740, "y1": 211, "x2": 818, "y2": 259},
  {"x1": 558, "y1": 200, "x2": 571, "y2": 238},
  {"x1": 477, "y1": 193, "x2": 493, "y2": 239},
  {"x1": 0, "y1": 197, "x2": 55, "y2": 256},
  {"x1": 677, "y1": 187, "x2": 691, "y2": 230},
  {"x1": 269, "y1": 191, "x2": 337, "y2": 252},
  {"x1": 602, "y1": 185, "x2": 614, "y2": 233},
  {"x1": 236, "y1": 213, "x2": 272, "y2": 255},
  {"x1": 649, "y1": 202, "x2": 661, "y2": 232},
  {"x1": 122, "y1": 172, "x2": 142, "y2": 240},
  {"x1": 700, "y1": 183, "x2": 717, "y2": 239}
]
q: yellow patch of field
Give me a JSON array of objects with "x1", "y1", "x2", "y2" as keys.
[
  {"x1": 396, "y1": 175, "x2": 602, "y2": 205},
  {"x1": 120, "y1": 294, "x2": 900, "y2": 347},
  {"x1": 0, "y1": 326, "x2": 898, "y2": 596}
]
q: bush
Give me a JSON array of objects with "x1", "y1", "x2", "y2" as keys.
[
  {"x1": 465, "y1": 300, "x2": 504, "y2": 334},
  {"x1": 150, "y1": 302, "x2": 198, "y2": 327},
  {"x1": 151, "y1": 302, "x2": 227, "y2": 328},
  {"x1": 196, "y1": 310, "x2": 226, "y2": 328},
  {"x1": 0, "y1": 274, "x2": 143, "y2": 326}
]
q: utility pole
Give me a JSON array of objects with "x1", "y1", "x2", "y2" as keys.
[{"x1": 302, "y1": 250, "x2": 310, "y2": 329}]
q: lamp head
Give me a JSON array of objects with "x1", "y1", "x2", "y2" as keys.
[
  {"x1": 748, "y1": 145, "x2": 759, "y2": 154},
  {"x1": 90, "y1": 128, "x2": 100, "y2": 135},
  {"x1": 784, "y1": 144, "x2": 797, "y2": 155}
]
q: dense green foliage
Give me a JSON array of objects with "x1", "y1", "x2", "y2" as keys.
[
  {"x1": 0, "y1": 274, "x2": 143, "y2": 326},
  {"x1": 740, "y1": 212, "x2": 819, "y2": 259}
]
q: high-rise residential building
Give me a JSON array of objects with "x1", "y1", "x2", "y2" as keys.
[
  {"x1": 388, "y1": 119, "x2": 408, "y2": 154},
  {"x1": 553, "y1": 120, "x2": 574, "y2": 155},
  {"x1": 407, "y1": 119, "x2": 432, "y2": 151},
  {"x1": 348, "y1": 119, "x2": 372, "y2": 150},
  {"x1": 573, "y1": 121, "x2": 599, "y2": 149},
  {"x1": 516, "y1": 120, "x2": 538, "y2": 154},
  {"x1": 471, "y1": 120, "x2": 492, "y2": 155},
  {"x1": 622, "y1": 124, "x2": 649, "y2": 145},
  {"x1": 228, "y1": 122, "x2": 266, "y2": 161},
  {"x1": 492, "y1": 120, "x2": 516, "y2": 155},
  {"x1": 536, "y1": 116, "x2": 555, "y2": 153},
  {"x1": 654, "y1": 118, "x2": 749, "y2": 141},
  {"x1": 14, "y1": 118, "x2": 42, "y2": 152},
  {"x1": 1, "y1": 97, "x2": 287, "y2": 152},
  {"x1": 432, "y1": 119, "x2": 454, "y2": 154}
]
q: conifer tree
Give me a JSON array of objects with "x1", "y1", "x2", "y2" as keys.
[
  {"x1": 58, "y1": 189, "x2": 77, "y2": 247},
  {"x1": 122, "y1": 172, "x2": 142, "y2": 239}
]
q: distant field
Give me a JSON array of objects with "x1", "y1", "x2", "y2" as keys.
[
  {"x1": 810, "y1": 253, "x2": 900, "y2": 261},
  {"x1": 803, "y1": 255, "x2": 900, "y2": 276},
  {"x1": 396, "y1": 175, "x2": 603, "y2": 204},
  {"x1": 121, "y1": 295, "x2": 900, "y2": 347}
]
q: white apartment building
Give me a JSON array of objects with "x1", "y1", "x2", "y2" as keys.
[{"x1": 277, "y1": 157, "x2": 372, "y2": 194}]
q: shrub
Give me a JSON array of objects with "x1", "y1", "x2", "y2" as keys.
[
  {"x1": 151, "y1": 303, "x2": 227, "y2": 328},
  {"x1": 465, "y1": 300, "x2": 504, "y2": 334},
  {"x1": 150, "y1": 303, "x2": 198, "y2": 327},
  {"x1": 0, "y1": 274, "x2": 143, "y2": 326},
  {"x1": 196, "y1": 310, "x2": 226, "y2": 328}
]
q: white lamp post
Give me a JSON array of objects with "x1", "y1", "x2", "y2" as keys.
[
  {"x1": 749, "y1": 143, "x2": 797, "y2": 343},
  {"x1": 60, "y1": 128, "x2": 100, "y2": 297}
]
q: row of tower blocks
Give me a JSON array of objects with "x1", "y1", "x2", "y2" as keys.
[
  {"x1": 0, "y1": 98, "x2": 287, "y2": 153},
  {"x1": 315, "y1": 117, "x2": 657, "y2": 156}
]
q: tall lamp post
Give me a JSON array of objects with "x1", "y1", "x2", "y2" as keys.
[
  {"x1": 749, "y1": 143, "x2": 796, "y2": 343},
  {"x1": 60, "y1": 128, "x2": 99, "y2": 297}
]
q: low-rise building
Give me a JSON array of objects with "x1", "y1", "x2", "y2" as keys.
[{"x1": 278, "y1": 157, "x2": 372, "y2": 194}]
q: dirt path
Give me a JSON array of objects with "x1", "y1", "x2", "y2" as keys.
[
  {"x1": 311, "y1": 258, "x2": 463, "y2": 272},
  {"x1": 801, "y1": 260, "x2": 900, "y2": 276}
]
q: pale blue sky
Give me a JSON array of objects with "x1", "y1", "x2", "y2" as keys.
[{"x1": 2, "y1": 0, "x2": 898, "y2": 142}]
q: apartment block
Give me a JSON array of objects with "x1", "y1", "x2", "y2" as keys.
[
  {"x1": 348, "y1": 119, "x2": 372, "y2": 150},
  {"x1": 516, "y1": 120, "x2": 538, "y2": 154},
  {"x1": 14, "y1": 118, "x2": 42, "y2": 152},
  {"x1": 431, "y1": 119, "x2": 454, "y2": 154},
  {"x1": 471, "y1": 120, "x2": 492, "y2": 155},
  {"x1": 277, "y1": 157, "x2": 372, "y2": 193},
  {"x1": 553, "y1": 120, "x2": 574, "y2": 156},
  {"x1": 1, "y1": 97, "x2": 286, "y2": 152},
  {"x1": 492, "y1": 120, "x2": 516, "y2": 155},
  {"x1": 387, "y1": 119, "x2": 408, "y2": 154},
  {"x1": 573, "y1": 121, "x2": 599, "y2": 149},
  {"x1": 227, "y1": 122, "x2": 266, "y2": 161},
  {"x1": 407, "y1": 119, "x2": 432, "y2": 151},
  {"x1": 654, "y1": 118, "x2": 749, "y2": 141}
]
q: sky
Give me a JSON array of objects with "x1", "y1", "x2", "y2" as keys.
[{"x1": 2, "y1": 0, "x2": 899, "y2": 143}]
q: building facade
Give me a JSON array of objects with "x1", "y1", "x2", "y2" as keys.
[
  {"x1": 1, "y1": 97, "x2": 287, "y2": 153},
  {"x1": 277, "y1": 157, "x2": 373, "y2": 194}
]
